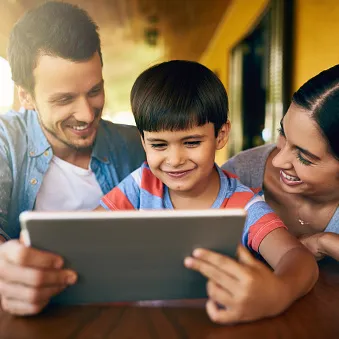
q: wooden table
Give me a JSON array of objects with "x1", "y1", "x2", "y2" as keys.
[{"x1": 1, "y1": 259, "x2": 339, "y2": 339}]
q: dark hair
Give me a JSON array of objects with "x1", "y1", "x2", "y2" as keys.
[
  {"x1": 292, "y1": 65, "x2": 339, "y2": 160},
  {"x1": 7, "y1": 1, "x2": 102, "y2": 93},
  {"x1": 130, "y1": 60, "x2": 228, "y2": 137}
]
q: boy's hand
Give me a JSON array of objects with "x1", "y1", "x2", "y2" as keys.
[
  {"x1": 0, "y1": 238, "x2": 77, "y2": 315},
  {"x1": 184, "y1": 245, "x2": 289, "y2": 324}
]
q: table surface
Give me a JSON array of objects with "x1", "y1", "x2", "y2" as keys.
[{"x1": 0, "y1": 258, "x2": 339, "y2": 339}]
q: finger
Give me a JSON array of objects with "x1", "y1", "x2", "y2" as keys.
[
  {"x1": 191, "y1": 248, "x2": 248, "y2": 280},
  {"x1": 0, "y1": 259, "x2": 77, "y2": 287},
  {"x1": 237, "y1": 245, "x2": 261, "y2": 267},
  {"x1": 0, "y1": 279, "x2": 67, "y2": 304},
  {"x1": 184, "y1": 257, "x2": 239, "y2": 292},
  {"x1": 206, "y1": 299, "x2": 241, "y2": 325},
  {"x1": 1, "y1": 296, "x2": 49, "y2": 316},
  {"x1": 206, "y1": 280, "x2": 234, "y2": 306},
  {"x1": 0, "y1": 240, "x2": 63, "y2": 269}
]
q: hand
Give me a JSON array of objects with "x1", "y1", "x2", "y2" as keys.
[
  {"x1": 184, "y1": 245, "x2": 288, "y2": 324},
  {"x1": 300, "y1": 232, "x2": 339, "y2": 261},
  {"x1": 0, "y1": 238, "x2": 77, "y2": 315},
  {"x1": 299, "y1": 233, "x2": 326, "y2": 261}
]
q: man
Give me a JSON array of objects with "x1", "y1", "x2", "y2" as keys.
[{"x1": 0, "y1": 1, "x2": 144, "y2": 315}]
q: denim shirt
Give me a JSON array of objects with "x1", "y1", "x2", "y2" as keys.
[{"x1": 0, "y1": 109, "x2": 145, "y2": 239}]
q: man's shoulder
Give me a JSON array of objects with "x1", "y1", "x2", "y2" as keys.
[
  {"x1": 0, "y1": 109, "x2": 29, "y2": 143},
  {"x1": 99, "y1": 119, "x2": 140, "y2": 143}
]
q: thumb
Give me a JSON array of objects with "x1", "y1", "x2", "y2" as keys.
[
  {"x1": 19, "y1": 230, "x2": 31, "y2": 246},
  {"x1": 237, "y1": 245, "x2": 258, "y2": 267}
]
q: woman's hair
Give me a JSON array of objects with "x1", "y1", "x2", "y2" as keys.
[
  {"x1": 130, "y1": 60, "x2": 228, "y2": 137},
  {"x1": 292, "y1": 65, "x2": 339, "y2": 159}
]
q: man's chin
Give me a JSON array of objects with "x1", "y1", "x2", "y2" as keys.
[{"x1": 63, "y1": 135, "x2": 96, "y2": 151}]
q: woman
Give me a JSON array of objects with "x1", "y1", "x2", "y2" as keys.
[
  {"x1": 184, "y1": 65, "x2": 339, "y2": 324},
  {"x1": 222, "y1": 65, "x2": 339, "y2": 261}
]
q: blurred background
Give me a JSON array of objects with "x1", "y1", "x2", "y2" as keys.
[{"x1": 0, "y1": 0, "x2": 339, "y2": 164}]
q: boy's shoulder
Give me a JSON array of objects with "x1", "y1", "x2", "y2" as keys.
[
  {"x1": 118, "y1": 162, "x2": 163, "y2": 197},
  {"x1": 220, "y1": 168, "x2": 257, "y2": 194},
  {"x1": 218, "y1": 167, "x2": 260, "y2": 209}
]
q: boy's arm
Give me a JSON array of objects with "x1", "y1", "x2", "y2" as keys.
[
  {"x1": 259, "y1": 227, "x2": 319, "y2": 306},
  {"x1": 300, "y1": 232, "x2": 339, "y2": 261}
]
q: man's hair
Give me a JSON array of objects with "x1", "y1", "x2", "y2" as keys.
[
  {"x1": 131, "y1": 60, "x2": 229, "y2": 137},
  {"x1": 7, "y1": 1, "x2": 102, "y2": 93}
]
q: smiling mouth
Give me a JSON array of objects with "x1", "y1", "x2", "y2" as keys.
[
  {"x1": 164, "y1": 169, "x2": 195, "y2": 178},
  {"x1": 70, "y1": 124, "x2": 90, "y2": 131},
  {"x1": 280, "y1": 170, "x2": 303, "y2": 185},
  {"x1": 66, "y1": 123, "x2": 95, "y2": 135}
]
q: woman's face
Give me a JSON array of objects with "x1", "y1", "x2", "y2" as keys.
[{"x1": 272, "y1": 103, "x2": 339, "y2": 199}]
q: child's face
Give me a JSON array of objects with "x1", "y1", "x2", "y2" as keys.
[{"x1": 142, "y1": 122, "x2": 229, "y2": 195}]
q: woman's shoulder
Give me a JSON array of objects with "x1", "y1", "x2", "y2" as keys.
[
  {"x1": 221, "y1": 144, "x2": 276, "y2": 188},
  {"x1": 325, "y1": 206, "x2": 339, "y2": 233}
]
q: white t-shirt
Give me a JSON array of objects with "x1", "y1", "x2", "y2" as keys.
[{"x1": 34, "y1": 156, "x2": 103, "y2": 211}]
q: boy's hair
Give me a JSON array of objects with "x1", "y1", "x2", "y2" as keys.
[
  {"x1": 130, "y1": 60, "x2": 229, "y2": 137},
  {"x1": 8, "y1": 1, "x2": 102, "y2": 94}
]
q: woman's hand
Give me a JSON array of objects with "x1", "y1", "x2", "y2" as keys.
[{"x1": 300, "y1": 232, "x2": 339, "y2": 261}]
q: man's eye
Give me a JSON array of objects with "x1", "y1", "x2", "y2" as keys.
[{"x1": 56, "y1": 97, "x2": 72, "y2": 105}]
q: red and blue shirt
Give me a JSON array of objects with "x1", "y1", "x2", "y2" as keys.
[{"x1": 100, "y1": 162, "x2": 286, "y2": 253}]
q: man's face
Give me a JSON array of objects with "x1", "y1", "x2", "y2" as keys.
[{"x1": 22, "y1": 52, "x2": 105, "y2": 151}]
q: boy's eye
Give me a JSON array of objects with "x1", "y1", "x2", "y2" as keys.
[
  {"x1": 151, "y1": 143, "x2": 167, "y2": 149},
  {"x1": 184, "y1": 141, "x2": 201, "y2": 147},
  {"x1": 296, "y1": 152, "x2": 312, "y2": 166}
]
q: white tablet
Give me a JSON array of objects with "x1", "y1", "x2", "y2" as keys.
[{"x1": 20, "y1": 209, "x2": 246, "y2": 305}]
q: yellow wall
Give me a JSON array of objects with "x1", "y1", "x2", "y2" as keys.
[
  {"x1": 200, "y1": 0, "x2": 269, "y2": 165},
  {"x1": 293, "y1": 0, "x2": 339, "y2": 91}
]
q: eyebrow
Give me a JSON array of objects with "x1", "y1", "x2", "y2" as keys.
[
  {"x1": 281, "y1": 119, "x2": 321, "y2": 161},
  {"x1": 146, "y1": 134, "x2": 206, "y2": 142},
  {"x1": 48, "y1": 80, "x2": 104, "y2": 102}
]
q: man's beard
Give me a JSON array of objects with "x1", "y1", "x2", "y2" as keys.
[{"x1": 37, "y1": 107, "x2": 102, "y2": 151}]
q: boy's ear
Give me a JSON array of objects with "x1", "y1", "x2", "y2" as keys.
[
  {"x1": 216, "y1": 120, "x2": 231, "y2": 150},
  {"x1": 17, "y1": 86, "x2": 35, "y2": 110}
]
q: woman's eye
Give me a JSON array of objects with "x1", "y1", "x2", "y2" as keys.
[{"x1": 296, "y1": 152, "x2": 312, "y2": 166}]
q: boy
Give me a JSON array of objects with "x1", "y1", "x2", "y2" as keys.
[{"x1": 97, "y1": 60, "x2": 318, "y2": 324}]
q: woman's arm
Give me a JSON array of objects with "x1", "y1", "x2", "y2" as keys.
[{"x1": 301, "y1": 232, "x2": 339, "y2": 261}]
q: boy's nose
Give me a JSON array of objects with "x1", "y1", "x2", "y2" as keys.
[{"x1": 166, "y1": 149, "x2": 185, "y2": 167}]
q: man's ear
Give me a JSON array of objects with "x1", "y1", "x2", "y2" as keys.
[
  {"x1": 216, "y1": 120, "x2": 231, "y2": 150},
  {"x1": 17, "y1": 86, "x2": 35, "y2": 110}
]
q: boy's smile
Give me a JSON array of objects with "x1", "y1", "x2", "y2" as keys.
[{"x1": 142, "y1": 122, "x2": 229, "y2": 206}]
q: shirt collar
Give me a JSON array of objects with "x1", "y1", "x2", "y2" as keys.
[{"x1": 27, "y1": 110, "x2": 51, "y2": 157}]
